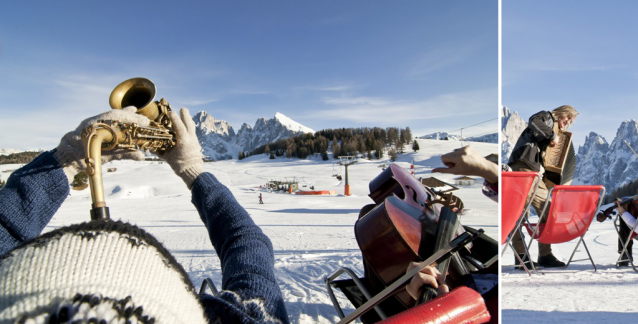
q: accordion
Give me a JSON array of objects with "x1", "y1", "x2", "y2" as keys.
[{"x1": 543, "y1": 130, "x2": 575, "y2": 186}]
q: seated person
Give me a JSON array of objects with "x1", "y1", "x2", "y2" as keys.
[{"x1": 614, "y1": 199, "x2": 638, "y2": 266}]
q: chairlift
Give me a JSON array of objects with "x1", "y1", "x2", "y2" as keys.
[{"x1": 332, "y1": 163, "x2": 340, "y2": 177}]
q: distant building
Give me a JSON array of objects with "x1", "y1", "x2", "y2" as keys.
[
  {"x1": 420, "y1": 177, "x2": 459, "y2": 192},
  {"x1": 267, "y1": 179, "x2": 299, "y2": 192},
  {"x1": 453, "y1": 176, "x2": 475, "y2": 186}
]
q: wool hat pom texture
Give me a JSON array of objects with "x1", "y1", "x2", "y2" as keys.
[{"x1": 0, "y1": 226, "x2": 208, "y2": 324}]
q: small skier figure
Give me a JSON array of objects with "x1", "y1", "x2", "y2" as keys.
[{"x1": 259, "y1": 193, "x2": 264, "y2": 204}]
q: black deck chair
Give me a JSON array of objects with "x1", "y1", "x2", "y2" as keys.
[{"x1": 325, "y1": 226, "x2": 498, "y2": 323}]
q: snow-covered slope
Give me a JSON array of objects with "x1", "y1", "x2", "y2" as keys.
[
  {"x1": 0, "y1": 139, "x2": 497, "y2": 323},
  {"x1": 273, "y1": 112, "x2": 315, "y2": 134}
]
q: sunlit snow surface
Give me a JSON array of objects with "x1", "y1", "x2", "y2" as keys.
[
  {"x1": 501, "y1": 192, "x2": 638, "y2": 323},
  {"x1": 0, "y1": 139, "x2": 497, "y2": 323}
]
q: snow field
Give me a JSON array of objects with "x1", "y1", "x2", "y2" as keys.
[
  {"x1": 501, "y1": 209, "x2": 638, "y2": 323},
  {"x1": 1, "y1": 139, "x2": 498, "y2": 323}
]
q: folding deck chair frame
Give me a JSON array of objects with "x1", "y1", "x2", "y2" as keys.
[
  {"x1": 324, "y1": 231, "x2": 485, "y2": 323},
  {"x1": 200, "y1": 278, "x2": 220, "y2": 295},
  {"x1": 525, "y1": 185, "x2": 605, "y2": 273},
  {"x1": 613, "y1": 210, "x2": 638, "y2": 271},
  {"x1": 324, "y1": 267, "x2": 389, "y2": 321},
  {"x1": 501, "y1": 171, "x2": 541, "y2": 275}
]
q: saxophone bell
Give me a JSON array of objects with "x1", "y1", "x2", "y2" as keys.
[{"x1": 109, "y1": 77, "x2": 172, "y2": 127}]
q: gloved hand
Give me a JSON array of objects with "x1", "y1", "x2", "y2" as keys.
[
  {"x1": 53, "y1": 106, "x2": 151, "y2": 182},
  {"x1": 159, "y1": 107, "x2": 204, "y2": 188}
]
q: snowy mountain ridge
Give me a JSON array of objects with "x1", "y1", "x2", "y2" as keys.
[
  {"x1": 419, "y1": 132, "x2": 462, "y2": 141},
  {"x1": 193, "y1": 111, "x2": 315, "y2": 160},
  {"x1": 574, "y1": 119, "x2": 638, "y2": 191},
  {"x1": 419, "y1": 131, "x2": 498, "y2": 143},
  {"x1": 0, "y1": 149, "x2": 23, "y2": 156}
]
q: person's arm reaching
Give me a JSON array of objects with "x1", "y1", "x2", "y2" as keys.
[
  {"x1": 0, "y1": 152, "x2": 68, "y2": 255},
  {"x1": 0, "y1": 107, "x2": 149, "y2": 256},
  {"x1": 159, "y1": 107, "x2": 288, "y2": 323}
]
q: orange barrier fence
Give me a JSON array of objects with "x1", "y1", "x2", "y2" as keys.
[{"x1": 295, "y1": 190, "x2": 337, "y2": 195}]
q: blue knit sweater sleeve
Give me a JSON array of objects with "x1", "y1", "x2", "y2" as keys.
[
  {"x1": 0, "y1": 151, "x2": 70, "y2": 256},
  {"x1": 191, "y1": 172, "x2": 289, "y2": 324}
]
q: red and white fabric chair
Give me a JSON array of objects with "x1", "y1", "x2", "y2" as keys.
[
  {"x1": 524, "y1": 185, "x2": 605, "y2": 272},
  {"x1": 501, "y1": 171, "x2": 540, "y2": 275}
]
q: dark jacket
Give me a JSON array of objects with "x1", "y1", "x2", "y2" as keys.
[{"x1": 508, "y1": 110, "x2": 556, "y2": 172}]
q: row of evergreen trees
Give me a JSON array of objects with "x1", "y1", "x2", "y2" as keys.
[
  {"x1": 0, "y1": 151, "x2": 42, "y2": 165},
  {"x1": 604, "y1": 178, "x2": 638, "y2": 204},
  {"x1": 245, "y1": 127, "x2": 414, "y2": 160},
  {"x1": 0, "y1": 152, "x2": 43, "y2": 188}
]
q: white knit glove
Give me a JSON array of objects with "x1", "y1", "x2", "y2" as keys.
[
  {"x1": 53, "y1": 107, "x2": 151, "y2": 182},
  {"x1": 159, "y1": 107, "x2": 204, "y2": 189}
]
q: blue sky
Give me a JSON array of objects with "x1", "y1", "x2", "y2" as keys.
[
  {"x1": 503, "y1": 0, "x2": 638, "y2": 149},
  {"x1": 0, "y1": 1, "x2": 497, "y2": 151}
]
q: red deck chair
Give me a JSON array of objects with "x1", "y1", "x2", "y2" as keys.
[
  {"x1": 524, "y1": 185, "x2": 605, "y2": 272},
  {"x1": 501, "y1": 171, "x2": 540, "y2": 275}
]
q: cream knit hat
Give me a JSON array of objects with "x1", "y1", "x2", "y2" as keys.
[{"x1": 0, "y1": 221, "x2": 208, "y2": 324}]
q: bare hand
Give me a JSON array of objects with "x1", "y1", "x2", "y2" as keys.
[
  {"x1": 616, "y1": 201, "x2": 626, "y2": 214},
  {"x1": 431, "y1": 146, "x2": 498, "y2": 184},
  {"x1": 405, "y1": 262, "x2": 449, "y2": 300}
]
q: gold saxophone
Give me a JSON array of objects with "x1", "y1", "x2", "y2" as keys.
[{"x1": 82, "y1": 78, "x2": 176, "y2": 221}]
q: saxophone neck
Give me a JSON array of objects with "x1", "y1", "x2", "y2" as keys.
[{"x1": 82, "y1": 123, "x2": 118, "y2": 221}]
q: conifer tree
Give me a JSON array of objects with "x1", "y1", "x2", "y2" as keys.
[
  {"x1": 389, "y1": 148, "x2": 398, "y2": 161},
  {"x1": 332, "y1": 141, "x2": 341, "y2": 159}
]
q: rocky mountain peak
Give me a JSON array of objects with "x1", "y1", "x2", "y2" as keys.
[
  {"x1": 192, "y1": 112, "x2": 313, "y2": 160},
  {"x1": 501, "y1": 106, "x2": 527, "y2": 163},
  {"x1": 193, "y1": 111, "x2": 235, "y2": 140}
]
